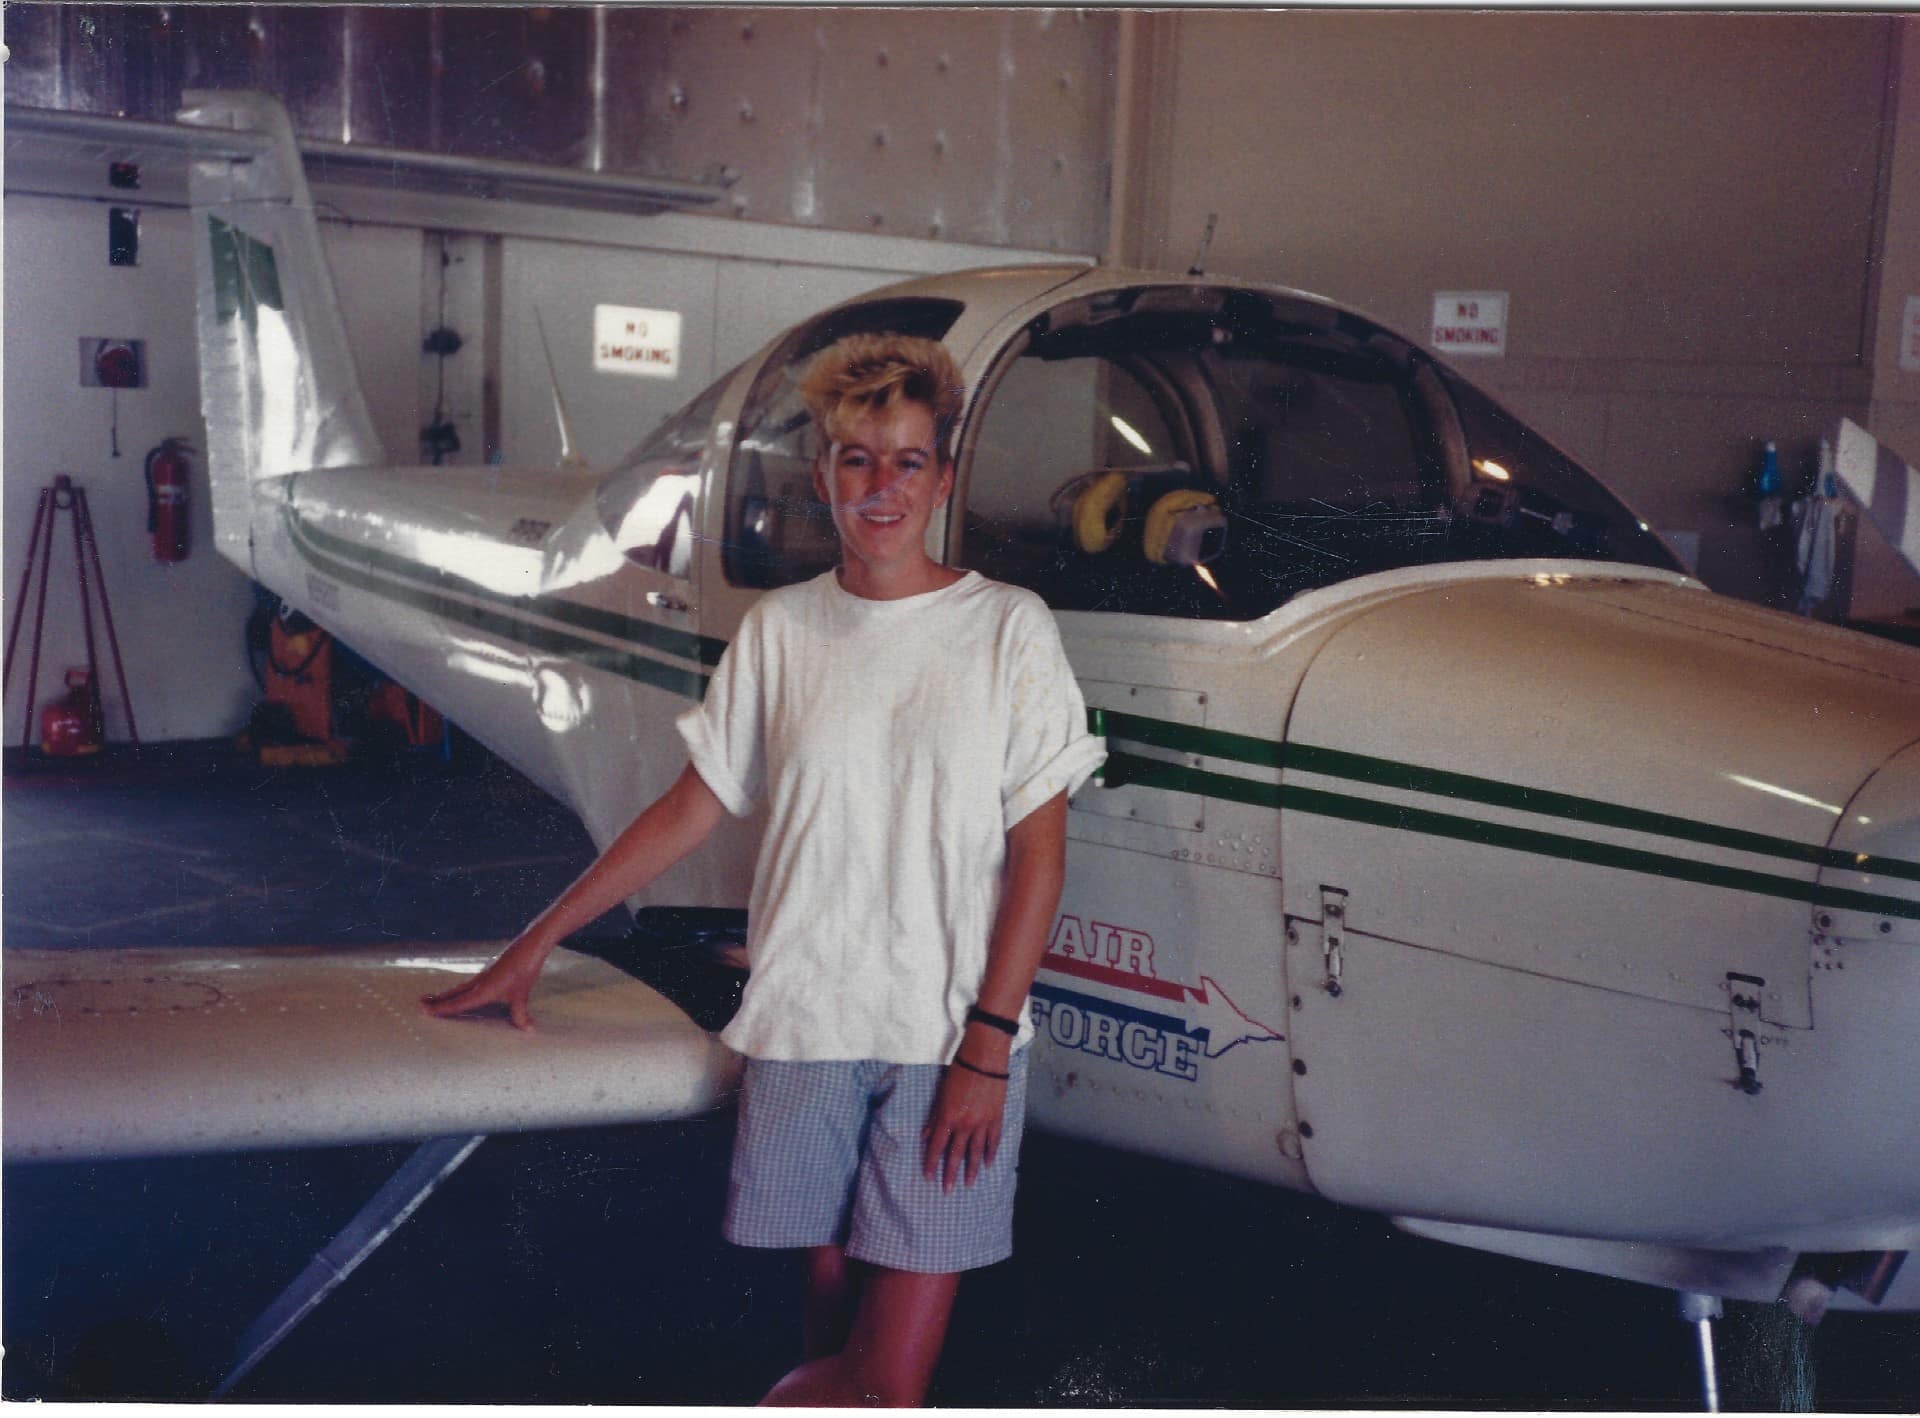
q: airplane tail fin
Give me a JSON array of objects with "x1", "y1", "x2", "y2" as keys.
[{"x1": 178, "y1": 91, "x2": 384, "y2": 571}]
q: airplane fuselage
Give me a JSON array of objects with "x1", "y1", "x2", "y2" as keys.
[{"x1": 245, "y1": 440, "x2": 1920, "y2": 1309}]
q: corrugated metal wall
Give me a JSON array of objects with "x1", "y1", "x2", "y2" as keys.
[{"x1": 2, "y1": 4, "x2": 1115, "y2": 254}]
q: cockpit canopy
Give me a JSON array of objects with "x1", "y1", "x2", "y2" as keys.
[
  {"x1": 597, "y1": 279, "x2": 1682, "y2": 620},
  {"x1": 961, "y1": 284, "x2": 1679, "y2": 620}
]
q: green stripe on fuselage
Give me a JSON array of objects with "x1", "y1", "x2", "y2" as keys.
[
  {"x1": 285, "y1": 510, "x2": 709, "y2": 701},
  {"x1": 1103, "y1": 750, "x2": 1920, "y2": 920},
  {"x1": 1097, "y1": 708, "x2": 1920, "y2": 887},
  {"x1": 293, "y1": 505, "x2": 727, "y2": 668}
]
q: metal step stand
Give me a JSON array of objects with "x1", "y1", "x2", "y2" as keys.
[
  {"x1": 1678, "y1": 1291, "x2": 1724, "y2": 1412},
  {"x1": 213, "y1": 1134, "x2": 486, "y2": 1397},
  {"x1": 4, "y1": 474, "x2": 140, "y2": 749}
]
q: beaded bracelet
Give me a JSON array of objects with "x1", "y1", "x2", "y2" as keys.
[
  {"x1": 950, "y1": 1054, "x2": 1011, "y2": 1081},
  {"x1": 965, "y1": 1004, "x2": 1020, "y2": 1037}
]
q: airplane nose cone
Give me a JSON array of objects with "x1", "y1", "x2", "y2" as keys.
[{"x1": 1276, "y1": 573, "x2": 1920, "y2": 1261}]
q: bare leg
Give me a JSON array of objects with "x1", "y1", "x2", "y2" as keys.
[
  {"x1": 802, "y1": 1245, "x2": 857, "y2": 1360},
  {"x1": 761, "y1": 1264, "x2": 961, "y2": 1407}
]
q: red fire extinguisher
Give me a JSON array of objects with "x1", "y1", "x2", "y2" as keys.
[{"x1": 145, "y1": 437, "x2": 192, "y2": 561}]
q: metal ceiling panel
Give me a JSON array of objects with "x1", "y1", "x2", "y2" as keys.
[
  {"x1": 2, "y1": 4, "x2": 1111, "y2": 253},
  {"x1": 337, "y1": 8, "x2": 436, "y2": 149},
  {"x1": 623, "y1": 7, "x2": 1114, "y2": 251},
  {"x1": 434, "y1": 6, "x2": 593, "y2": 167}
]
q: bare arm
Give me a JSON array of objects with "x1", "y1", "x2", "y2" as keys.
[
  {"x1": 923, "y1": 791, "x2": 1068, "y2": 1188},
  {"x1": 422, "y1": 763, "x2": 728, "y2": 1029}
]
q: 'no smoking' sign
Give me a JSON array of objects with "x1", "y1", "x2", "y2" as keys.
[{"x1": 1431, "y1": 292, "x2": 1508, "y2": 358}]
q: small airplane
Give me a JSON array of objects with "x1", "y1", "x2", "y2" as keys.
[{"x1": 7, "y1": 90, "x2": 1919, "y2": 1402}]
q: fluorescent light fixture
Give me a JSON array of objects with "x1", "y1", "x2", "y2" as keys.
[{"x1": 1473, "y1": 459, "x2": 1511, "y2": 481}]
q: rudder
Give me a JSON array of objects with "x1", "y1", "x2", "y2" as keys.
[{"x1": 179, "y1": 91, "x2": 384, "y2": 574}]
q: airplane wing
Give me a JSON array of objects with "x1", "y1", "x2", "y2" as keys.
[{"x1": 4, "y1": 943, "x2": 743, "y2": 1162}]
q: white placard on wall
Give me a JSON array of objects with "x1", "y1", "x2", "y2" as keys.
[
  {"x1": 1431, "y1": 292, "x2": 1508, "y2": 358},
  {"x1": 594, "y1": 305, "x2": 682, "y2": 379},
  {"x1": 1902, "y1": 295, "x2": 1920, "y2": 373}
]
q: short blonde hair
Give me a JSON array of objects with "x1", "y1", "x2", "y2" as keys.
[{"x1": 798, "y1": 333, "x2": 965, "y2": 456}]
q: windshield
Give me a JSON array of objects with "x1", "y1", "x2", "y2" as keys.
[
  {"x1": 594, "y1": 367, "x2": 737, "y2": 577},
  {"x1": 1438, "y1": 368, "x2": 1676, "y2": 570},
  {"x1": 961, "y1": 288, "x2": 1680, "y2": 621}
]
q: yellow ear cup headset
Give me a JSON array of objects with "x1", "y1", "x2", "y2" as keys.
[
  {"x1": 1070, "y1": 470, "x2": 1130, "y2": 554},
  {"x1": 1142, "y1": 488, "x2": 1224, "y2": 565}
]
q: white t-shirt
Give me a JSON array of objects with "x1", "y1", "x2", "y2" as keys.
[{"x1": 676, "y1": 569, "x2": 1106, "y2": 1064}]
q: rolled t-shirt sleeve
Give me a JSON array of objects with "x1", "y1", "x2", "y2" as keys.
[
  {"x1": 1001, "y1": 600, "x2": 1106, "y2": 830},
  {"x1": 675, "y1": 617, "x2": 765, "y2": 818}
]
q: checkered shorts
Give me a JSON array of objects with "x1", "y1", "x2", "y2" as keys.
[{"x1": 723, "y1": 1050, "x2": 1030, "y2": 1274}]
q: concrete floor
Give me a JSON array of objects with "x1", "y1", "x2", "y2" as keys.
[{"x1": 5, "y1": 740, "x2": 1917, "y2": 1407}]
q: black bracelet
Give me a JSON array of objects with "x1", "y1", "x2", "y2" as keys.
[
  {"x1": 966, "y1": 1004, "x2": 1020, "y2": 1037},
  {"x1": 949, "y1": 1054, "x2": 1011, "y2": 1081}
]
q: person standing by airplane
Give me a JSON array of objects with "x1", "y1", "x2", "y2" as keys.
[{"x1": 424, "y1": 333, "x2": 1104, "y2": 1406}]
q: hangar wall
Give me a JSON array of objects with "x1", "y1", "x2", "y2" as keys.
[
  {"x1": 3, "y1": 200, "x2": 314, "y2": 747},
  {"x1": 1114, "y1": 11, "x2": 1920, "y2": 618}
]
